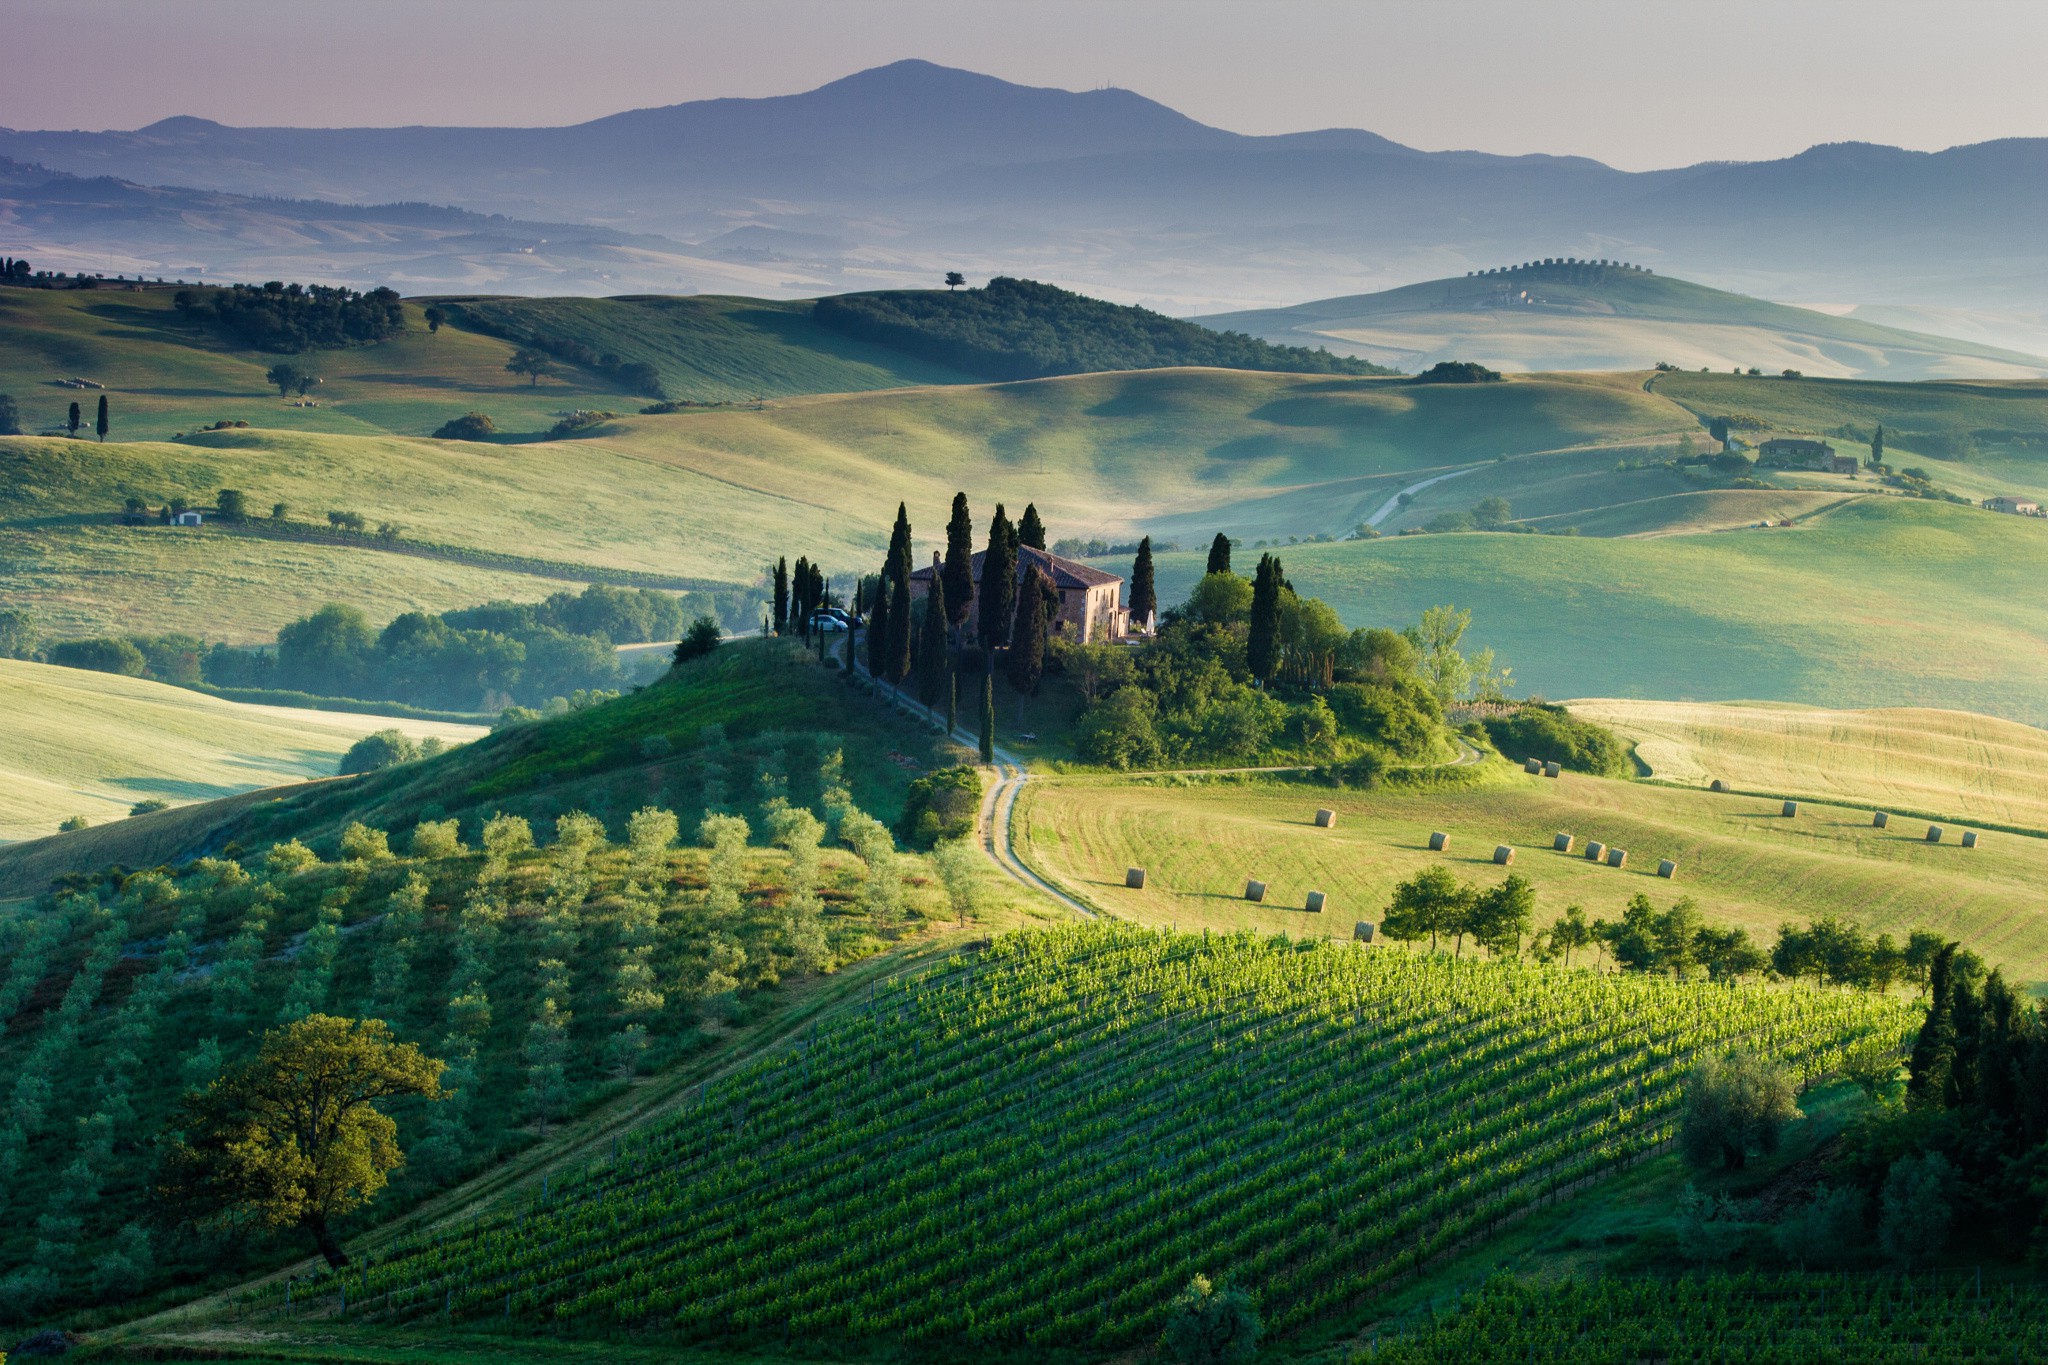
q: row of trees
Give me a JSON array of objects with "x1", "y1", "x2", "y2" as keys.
[{"x1": 173, "y1": 282, "x2": 405, "y2": 353}]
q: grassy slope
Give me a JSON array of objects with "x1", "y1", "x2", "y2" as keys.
[
  {"x1": 1138, "y1": 496, "x2": 2048, "y2": 723},
  {"x1": 0, "y1": 288, "x2": 966, "y2": 442},
  {"x1": 1571, "y1": 697, "x2": 2048, "y2": 833},
  {"x1": 1017, "y1": 766, "x2": 2048, "y2": 982},
  {"x1": 0, "y1": 657, "x2": 484, "y2": 841},
  {"x1": 0, "y1": 639, "x2": 964, "y2": 896},
  {"x1": 1205, "y1": 271, "x2": 2048, "y2": 380},
  {"x1": 0, "y1": 369, "x2": 1690, "y2": 639}
]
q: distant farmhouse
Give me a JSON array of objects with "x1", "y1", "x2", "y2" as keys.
[
  {"x1": 1758, "y1": 437, "x2": 1858, "y2": 474},
  {"x1": 910, "y1": 545, "x2": 1130, "y2": 644},
  {"x1": 1983, "y1": 496, "x2": 2043, "y2": 516}
]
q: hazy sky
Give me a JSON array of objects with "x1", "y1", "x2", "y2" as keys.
[{"x1": 5, "y1": 0, "x2": 2043, "y2": 171}]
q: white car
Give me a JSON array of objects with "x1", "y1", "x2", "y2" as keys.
[{"x1": 808, "y1": 611, "x2": 852, "y2": 633}]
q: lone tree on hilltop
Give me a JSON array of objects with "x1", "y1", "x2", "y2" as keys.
[
  {"x1": 423, "y1": 305, "x2": 445, "y2": 333},
  {"x1": 159, "y1": 1014, "x2": 445, "y2": 1268},
  {"x1": 944, "y1": 271, "x2": 966, "y2": 289},
  {"x1": 506, "y1": 347, "x2": 555, "y2": 386},
  {"x1": 942, "y1": 492, "x2": 975, "y2": 633},
  {"x1": 1129, "y1": 535, "x2": 1157, "y2": 631},
  {"x1": 96, "y1": 393, "x2": 109, "y2": 441},
  {"x1": 1205, "y1": 531, "x2": 1232, "y2": 576},
  {"x1": 1018, "y1": 502, "x2": 1047, "y2": 550}
]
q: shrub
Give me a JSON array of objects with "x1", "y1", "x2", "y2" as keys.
[
  {"x1": 1878, "y1": 1152, "x2": 1954, "y2": 1269},
  {"x1": 1159, "y1": 1274, "x2": 1261, "y2": 1365},
  {"x1": 408, "y1": 819, "x2": 464, "y2": 859},
  {"x1": 128, "y1": 798, "x2": 169, "y2": 817},
  {"x1": 1679, "y1": 1051, "x2": 1799, "y2": 1170},
  {"x1": 672, "y1": 616, "x2": 722, "y2": 665},
  {"x1": 58, "y1": 814, "x2": 90, "y2": 832},
  {"x1": 335, "y1": 821, "x2": 390, "y2": 862},
  {"x1": 339, "y1": 729, "x2": 420, "y2": 775},
  {"x1": 897, "y1": 766, "x2": 981, "y2": 847},
  {"x1": 1480, "y1": 702, "x2": 1631, "y2": 778},
  {"x1": 49, "y1": 637, "x2": 146, "y2": 676},
  {"x1": 432, "y1": 412, "x2": 497, "y2": 441},
  {"x1": 0, "y1": 606, "x2": 35, "y2": 660},
  {"x1": 265, "y1": 839, "x2": 321, "y2": 877}
]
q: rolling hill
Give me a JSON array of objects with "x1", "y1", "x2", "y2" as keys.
[
  {"x1": 1198, "y1": 262, "x2": 2048, "y2": 380},
  {"x1": 0, "y1": 657, "x2": 484, "y2": 841}
]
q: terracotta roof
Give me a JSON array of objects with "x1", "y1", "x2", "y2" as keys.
[{"x1": 910, "y1": 544, "x2": 1122, "y2": 591}]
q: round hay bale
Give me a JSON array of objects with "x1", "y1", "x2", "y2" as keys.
[
  {"x1": 1305, "y1": 890, "x2": 1328, "y2": 913},
  {"x1": 1245, "y1": 879, "x2": 1268, "y2": 902},
  {"x1": 1657, "y1": 859, "x2": 1678, "y2": 879},
  {"x1": 1125, "y1": 868, "x2": 1147, "y2": 889},
  {"x1": 1543, "y1": 761, "x2": 1561, "y2": 778},
  {"x1": 1606, "y1": 847, "x2": 1628, "y2": 869},
  {"x1": 1926, "y1": 825, "x2": 1944, "y2": 843},
  {"x1": 1354, "y1": 921, "x2": 1376, "y2": 943},
  {"x1": 1962, "y1": 830, "x2": 1980, "y2": 849},
  {"x1": 1314, "y1": 808, "x2": 1337, "y2": 828},
  {"x1": 1585, "y1": 841, "x2": 1606, "y2": 861},
  {"x1": 1428, "y1": 831, "x2": 1450, "y2": 852},
  {"x1": 1873, "y1": 811, "x2": 1889, "y2": 828},
  {"x1": 1492, "y1": 845, "x2": 1515, "y2": 866},
  {"x1": 1553, "y1": 832, "x2": 1575, "y2": 853},
  {"x1": 1782, "y1": 800, "x2": 1799, "y2": 817},
  {"x1": 1523, "y1": 758, "x2": 1542, "y2": 774},
  {"x1": 1710, "y1": 778, "x2": 1727, "y2": 792}
]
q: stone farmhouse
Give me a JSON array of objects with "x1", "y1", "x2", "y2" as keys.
[
  {"x1": 1757, "y1": 437, "x2": 1856, "y2": 474},
  {"x1": 1984, "y1": 496, "x2": 2043, "y2": 516},
  {"x1": 909, "y1": 545, "x2": 1130, "y2": 644}
]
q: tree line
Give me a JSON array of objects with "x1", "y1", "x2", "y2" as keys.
[
  {"x1": 173, "y1": 281, "x2": 405, "y2": 352},
  {"x1": 813, "y1": 277, "x2": 1395, "y2": 382}
]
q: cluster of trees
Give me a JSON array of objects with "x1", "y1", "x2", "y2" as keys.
[
  {"x1": 1071, "y1": 537, "x2": 1456, "y2": 771},
  {"x1": 1380, "y1": 867, "x2": 1536, "y2": 956},
  {"x1": 813, "y1": 277, "x2": 1394, "y2": 382},
  {"x1": 42, "y1": 585, "x2": 687, "y2": 711},
  {"x1": 1478, "y1": 700, "x2": 1632, "y2": 778},
  {"x1": 1050, "y1": 536, "x2": 1178, "y2": 560},
  {"x1": 1410, "y1": 361, "x2": 1503, "y2": 384},
  {"x1": 173, "y1": 282, "x2": 405, "y2": 352}
]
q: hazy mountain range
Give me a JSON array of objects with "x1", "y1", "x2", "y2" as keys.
[{"x1": 4, "y1": 59, "x2": 2047, "y2": 334}]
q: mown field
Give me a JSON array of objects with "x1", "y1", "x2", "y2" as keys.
[
  {"x1": 0, "y1": 658, "x2": 484, "y2": 841},
  {"x1": 1138, "y1": 496, "x2": 2048, "y2": 723},
  {"x1": 1571, "y1": 698, "x2": 2048, "y2": 834},
  {"x1": 1016, "y1": 765, "x2": 2048, "y2": 981}
]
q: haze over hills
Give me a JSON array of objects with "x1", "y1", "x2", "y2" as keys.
[
  {"x1": 1201, "y1": 262, "x2": 2048, "y2": 381},
  {"x1": 4, "y1": 60, "x2": 2048, "y2": 319}
]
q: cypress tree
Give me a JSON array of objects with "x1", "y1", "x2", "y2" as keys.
[
  {"x1": 886, "y1": 501, "x2": 912, "y2": 574},
  {"x1": 942, "y1": 492, "x2": 975, "y2": 631},
  {"x1": 792, "y1": 556, "x2": 811, "y2": 637},
  {"x1": 1206, "y1": 532, "x2": 1232, "y2": 577},
  {"x1": 886, "y1": 551, "x2": 913, "y2": 685},
  {"x1": 1018, "y1": 502, "x2": 1047, "y2": 550},
  {"x1": 977, "y1": 504, "x2": 1017, "y2": 650},
  {"x1": 96, "y1": 393, "x2": 108, "y2": 442},
  {"x1": 946, "y1": 671, "x2": 959, "y2": 738},
  {"x1": 68, "y1": 401, "x2": 80, "y2": 438},
  {"x1": 1907, "y1": 942, "x2": 1958, "y2": 1111},
  {"x1": 772, "y1": 557, "x2": 790, "y2": 635},
  {"x1": 1129, "y1": 536, "x2": 1157, "y2": 632},
  {"x1": 979, "y1": 673, "x2": 995, "y2": 763},
  {"x1": 1247, "y1": 553, "x2": 1283, "y2": 686},
  {"x1": 1006, "y1": 564, "x2": 1049, "y2": 715},
  {"x1": 865, "y1": 570, "x2": 889, "y2": 679},
  {"x1": 917, "y1": 573, "x2": 948, "y2": 707},
  {"x1": 1871, "y1": 424, "x2": 1885, "y2": 464}
]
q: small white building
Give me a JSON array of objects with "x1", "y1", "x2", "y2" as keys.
[
  {"x1": 174, "y1": 510, "x2": 203, "y2": 526},
  {"x1": 1983, "y1": 496, "x2": 2041, "y2": 516}
]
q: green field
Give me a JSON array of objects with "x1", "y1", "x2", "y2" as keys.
[
  {"x1": 1570, "y1": 698, "x2": 2048, "y2": 833},
  {"x1": 1135, "y1": 496, "x2": 2048, "y2": 723},
  {"x1": 1017, "y1": 765, "x2": 2048, "y2": 982},
  {"x1": 0, "y1": 658, "x2": 484, "y2": 841}
]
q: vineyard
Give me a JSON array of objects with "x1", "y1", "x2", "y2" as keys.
[
  {"x1": 1361, "y1": 1272, "x2": 2048, "y2": 1363},
  {"x1": 283, "y1": 923, "x2": 1911, "y2": 1349}
]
